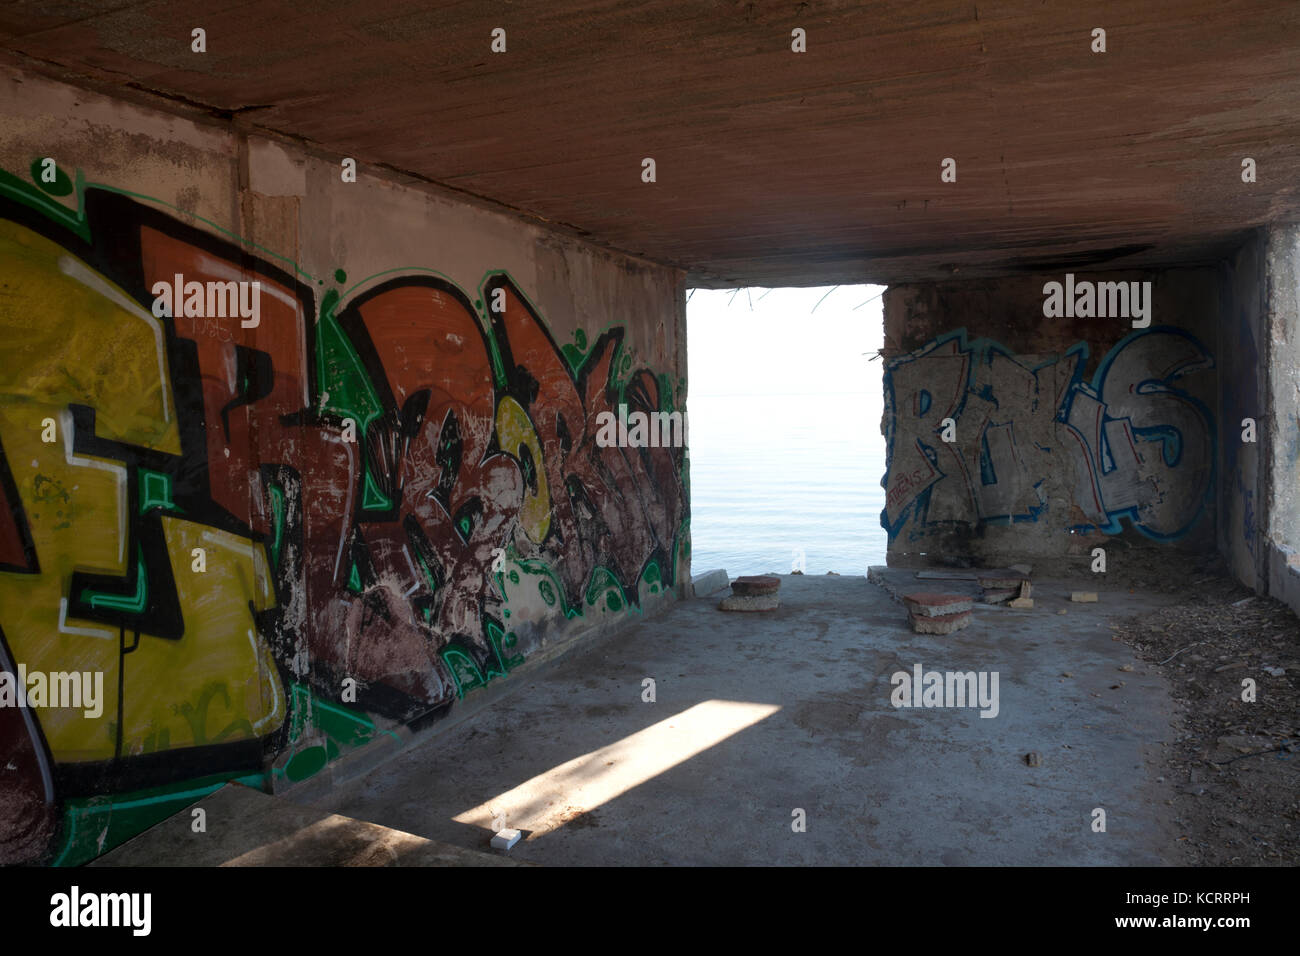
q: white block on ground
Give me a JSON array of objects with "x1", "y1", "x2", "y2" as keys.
[
  {"x1": 491, "y1": 829, "x2": 522, "y2": 850},
  {"x1": 691, "y1": 568, "x2": 730, "y2": 597}
]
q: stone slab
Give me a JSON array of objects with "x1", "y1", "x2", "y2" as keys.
[
  {"x1": 903, "y1": 592, "x2": 974, "y2": 617},
  {"x1": 731, "y1": 575, "x2": 781, "y2": 596},
  {"x1": 719, "y1": 592, "x2": 780, "y2": 612},
  {"x1": 909, "y1": 609, "x2": 972, "y2": 634},
  {"x1": 691, "y1": 568, "x2": 731, "y2": 597}
]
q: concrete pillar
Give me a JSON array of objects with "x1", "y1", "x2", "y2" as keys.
[{"x1": 1262, "y1": 225, "x2": 1300, "y2": 610}]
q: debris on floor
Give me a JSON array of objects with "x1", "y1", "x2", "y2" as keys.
[
  {"x1": 1070, "y1": 591, "x2": 1099, "y2": 603},
  {"x1": 491, "y1": 829, "x2": 522, "y2": 851},
  {"x1": 904, "y1": 592, "x2": 973, "y2": 633},
  {"x1": 911, "y1": 610, "x2": 972, "y2": 634},
  {"x1": 1111, "y1": 569, "x2": 1300, "y2": 866},
  {"x1": 914, "y1": 569, "x2": 980, "y2": 581},
  {"x1": 978, "y1": 572, "x2": 1029, "y2": 590},
  {"x1": 981, "y1": 573, "x2": 1032, "y2": 607},
  {"x1": 691, "y1": 568, "x2": 731, "y2": 597},
  {"x1": 731, "y1": 575, "x2": 779, "y2": 596},
  {"x1": 871, "y1": 565, "x2": 1040, "y2": 619},
  {"x1": 719, "y1": 574, "x2": 780, "y2": 612}
]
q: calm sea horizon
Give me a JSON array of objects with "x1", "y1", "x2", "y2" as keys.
[{"x1": 686, "y1": 389, "x2": 888, "y2": 578}]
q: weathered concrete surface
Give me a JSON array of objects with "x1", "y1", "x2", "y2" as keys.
[
  {"x1": 718, "y1": 592, "x2": 780, "y2": 612},
  {"x1": 0, "y1": 67, "x2": 690, "y2": 866},
  {"x1": 904, "y1": 593, "x2": 974, "y2": 617},
  {"x1": 690, "y1": 569, "x2": 730, "y2": 597},
  {"x1": 909, "y1": 608, "x2": 972, "y2": 634},
  {"x1": 882, "y1": 269, "x2": 1219, "y2": 565},
  {"x1": 91, "y1": 784, "x2": 526, "y2": 866},
  {"x1": 1261, "y1": 225, "x2": 1300, "y2": 616},
  {"x1": 1218, "y1": 231, "x2": 1267, "y2": 593},
  {"x1": 3, "y1": 2, "x2": 1298, "y2": 287},
  {"x1": 1217, "y1": 224, "x2": 1300, "y2": 617},
  {"x1": 731, "y1": 575, "x2": 780, "y2": 596},
  {"x1": 282, "y1": 574, "x2": 1185, "y2": 866}
]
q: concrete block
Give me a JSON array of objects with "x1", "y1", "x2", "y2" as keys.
[
  {"x1": 909, "y1": 609, "x2": 971, "y2": 634},
  {"x1": 719, "y1": 592, "x2": 780, "y2": 612},
  {"x1": 1070, "y1": 591, "x2": 1099, "y2": 603},
  {"x1": 978, "y1": 574, "x2": 1028, "y2": 590},
  {"x1": 1008, "y1": 597, "x2": 1034, "y2": 608},
  {"x1": 691, "y1": 568, "x2": 730, "y2": 597},
  {"x1": 903, "y1": 592, "x2": 974, "y2": 617},
  {"x1": 731, "y1": 574, "x2": 780, "y2": 596},
  {"x1": 491, "y1": 829, "x2": 522, "y2": 850},
  {"x1": 982, "y1": 587, "x2": 1017, "y2": 604}
]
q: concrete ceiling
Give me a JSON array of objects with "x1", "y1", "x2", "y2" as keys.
[{"x1": 3, "y1": 0, "x2": 1299, "y2": 286}]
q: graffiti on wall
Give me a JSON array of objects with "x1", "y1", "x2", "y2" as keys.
[
  {"x1": 882, "y1": 328, "x2": 1214, "y2": 543},
  {"x1": 0, "y1": 168, "x2": 688, "y2": 864}
]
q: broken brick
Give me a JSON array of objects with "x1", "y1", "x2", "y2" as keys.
[
  {"x1": 909, "y1": 609, "x2": 972, "y2": 634},
  {"x1": 904, "y1": 593, "x2": 974, "y2": 617}
]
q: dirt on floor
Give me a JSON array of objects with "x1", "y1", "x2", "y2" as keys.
[{"x1": 1110, "y1": 559, "x2": 1300, "y2": 865}]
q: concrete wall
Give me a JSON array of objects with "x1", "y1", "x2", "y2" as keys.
[
  {"x1": 1217, "y1": 232, "x2": 1267, "y2": 591},
  {"x1": 0, "y1": 67, "x2": 689, "y2": 864},
  {"x1": 1214, "y1": 224, "x2": 1300, "y2": 615},
  {"x1": 881, "y1": 269, "x2": 1219, "y2": 565},
  {"x1": 1261, "y1": 226, "x2": 1300, "y2": 611}
]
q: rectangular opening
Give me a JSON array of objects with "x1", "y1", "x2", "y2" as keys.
[{"x1": 686, "y1": 285, "x2": 887, "y2": 576}]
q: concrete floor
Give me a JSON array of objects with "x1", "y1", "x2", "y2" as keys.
[
  {"x1": 280, "y1": 573, "x2": 1186, "y2": 866},
  {"x1": 92, "y1": 783, "x2": 525, "y2": 867}
]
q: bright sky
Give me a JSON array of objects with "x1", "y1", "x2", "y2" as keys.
[{"x1": 686, "y1": 285, "x2": 886, "y2": 398}]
